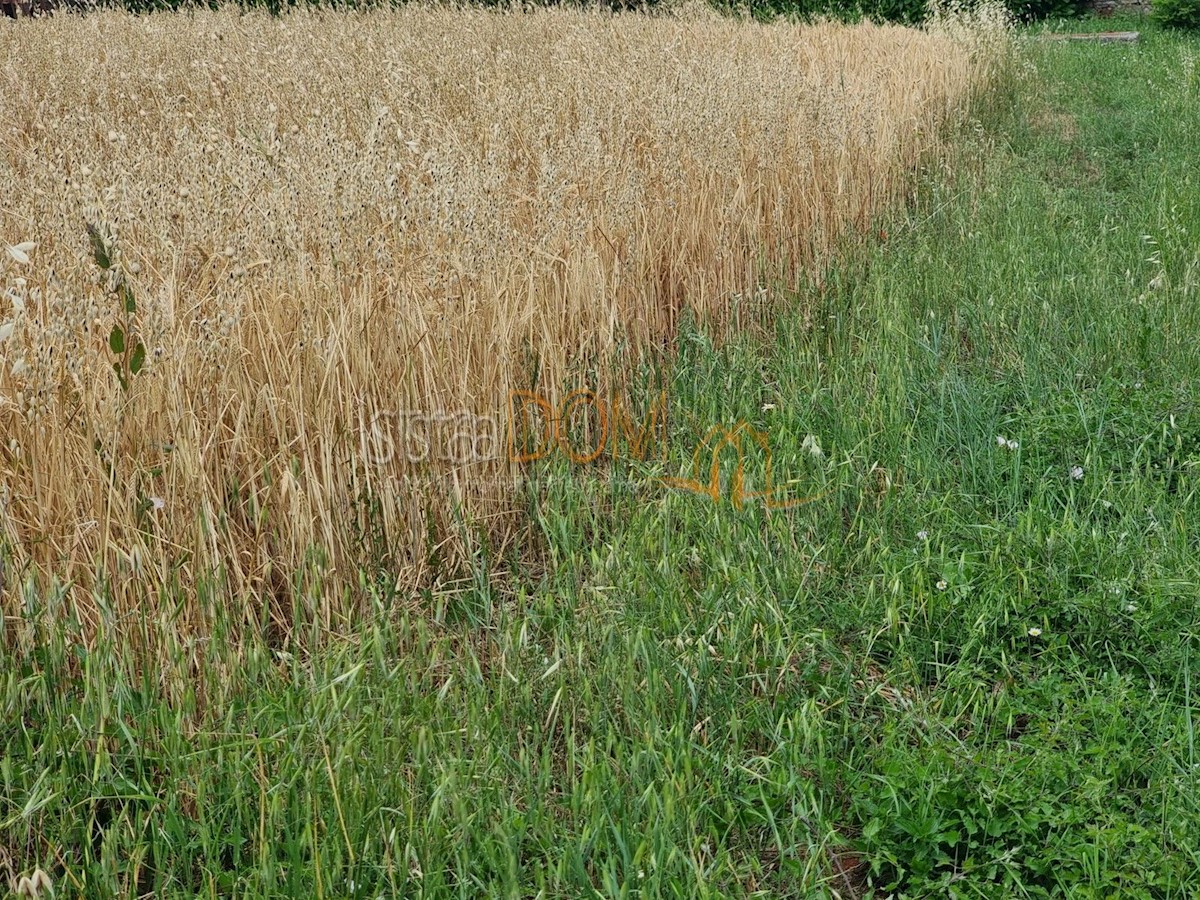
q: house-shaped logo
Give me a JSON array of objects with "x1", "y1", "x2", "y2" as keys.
[{"x1": 662, "y1": 422, "x2": 824, "y2": 509}]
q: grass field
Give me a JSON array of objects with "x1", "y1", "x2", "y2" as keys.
[{"x1": 4, "y1": 7, "x2": 1200, "y2": 900}]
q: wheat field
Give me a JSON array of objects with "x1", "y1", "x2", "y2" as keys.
[{"x1": 0, "y1": 4, "x2": 1003, "y2": 655}]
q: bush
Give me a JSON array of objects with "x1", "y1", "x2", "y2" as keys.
[
  {"x1": 1006, "y1": 0, "x2": 1087, "y2": 19},
  {"x1": 712, "y1": 0, "x2": 926, "y2": 24},
  {"x1": 77, "y1": 0, "x2": 1065, "y2": 23},
  {"x1": 1153, "y1": 0, "x2": 1200, "y2": 28},
  {"x1": 718, "y1": 0, "x2": 1054, "y2": 22}
]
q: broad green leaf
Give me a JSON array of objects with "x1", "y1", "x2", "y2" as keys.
[
  {"x1": 109, "y1": 325, "x2": 125, "y2": 355},
  {"x1": 130, "y1": 342, "x2": 146, "y2": 376},
  {"x1": 87, "y1": 224, "x2": 111, "y2": 270}
]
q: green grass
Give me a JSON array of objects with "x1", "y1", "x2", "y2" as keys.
[{"x1": 5, "y1": 21, "x2": 1200, "y2": 900}]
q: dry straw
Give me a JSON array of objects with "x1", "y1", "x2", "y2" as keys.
[{"x1": 0, "y1": 4, "x2": 1008, "y2": 656}]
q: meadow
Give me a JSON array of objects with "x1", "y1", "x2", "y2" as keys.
[{"x1": 3, "y1": 4, "x2": 1200, "y2": 898}]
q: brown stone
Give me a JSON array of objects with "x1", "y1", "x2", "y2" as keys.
[{"x1": 1042, "y1": 30, "x2": 1141, "y2": 42}]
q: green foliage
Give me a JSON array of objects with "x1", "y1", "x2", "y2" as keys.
[
  {"x1": 713, "y1": 0, "x2": 928, "y2": 25},
  {"x1": 1154, "y1": 0, "x2": 1200, "y2": 29},
  {"x1": 87, "y1": 223, "x2": 147, "y2": 392},
  {"x1": 87, "y1": 0, "x2": 1073, "y2": 25},
  {"x1": 1007, "y1": 0, "x2": 1086, "y2": 20}
]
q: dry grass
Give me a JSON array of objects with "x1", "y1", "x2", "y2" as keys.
[{"x1": 0, "y1": 4, "x2": 1005, "y2": 655}]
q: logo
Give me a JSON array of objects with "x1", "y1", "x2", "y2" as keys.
[
  {"x1": 507, "y1": 389, "x2": 668, "y2": 464},
  {"x1": 662, "y1": 421, "x2": 825, "y2": 509},
  {"x1": 362, "y1": 388, "x2": 825, "y2": 510}
]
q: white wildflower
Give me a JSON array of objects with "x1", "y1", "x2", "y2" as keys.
[
  {"x1": 149, "y1": 496, "x2": 165, "y2": 511},
  {"x1": 1027, "y1": 627, "x2": 1042, "y2": 638},
  {"x1": 761, "y1": 403, "x2": 776, "y2": 411},
  {"x1": 5, "y1": 242, "x2": 35, "y2": 265},
  {"x1": 917, "y1": 530, "x2": 929, "y2": 541},
  {"x1": 1069, "y1": 465, "x2": 1084, "y2": 481},
  {"x1": 936, "y1": 579, "x2": 947, "y2": 591}
]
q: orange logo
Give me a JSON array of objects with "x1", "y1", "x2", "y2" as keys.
[
  {"x1": 507, "y1": 389, "x2": 668, "y2": 464},
  {"x1": 662, "y1": 422, "x2": 826, "y2": 509},
  {"x1": 506, "y1": 389, "x2": 825, "y2": 510}
]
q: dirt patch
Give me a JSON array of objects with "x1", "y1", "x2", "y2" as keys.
[{"x1": 1030, "y1": 108, "x2": 1080, "y2": 143}]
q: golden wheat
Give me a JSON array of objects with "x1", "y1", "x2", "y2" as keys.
[{"x1": 0, "y1": 4, "x2": 1005, "y2": 656}]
